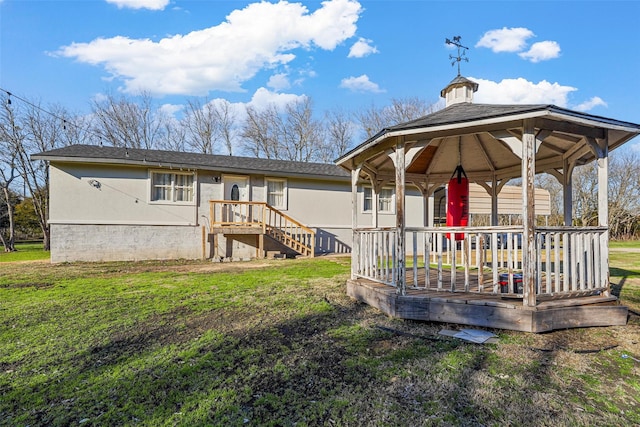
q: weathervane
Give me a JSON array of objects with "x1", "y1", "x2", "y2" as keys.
[{"x1": 445, "y1": 36, "x2": 468, "y2": 76}]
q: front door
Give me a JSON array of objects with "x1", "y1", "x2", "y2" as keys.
[{"x1": 223, "y1": 175, "x2": 249, "y2": 223}]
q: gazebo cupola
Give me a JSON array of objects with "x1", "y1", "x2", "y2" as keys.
[{"x1": 440, "y1": 74, "x2": 479, "y2": 106}]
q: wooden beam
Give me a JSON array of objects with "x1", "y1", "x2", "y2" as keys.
[
  {"x1": 545, "y1": 168, "x2": 563, "y2": 183},
  {"x1": 535, "y1": 117, "x2": 606, "y2": 140},
  {"x1": 585, "y1": 136, "x2": 604, "y2": 158},
  {"x1": 490, "y1": 130, "x2": 523, "y2": 158},
  {"x1": 405, "y1": 139, "x2": 432, "y2": 170},
  {"x1": 473, "y1": 134, "x2": 496, "y2": 172}
]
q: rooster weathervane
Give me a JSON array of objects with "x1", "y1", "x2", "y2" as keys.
[{"x1": 445, "y1": 36, "x2": 469, "y2": 76}]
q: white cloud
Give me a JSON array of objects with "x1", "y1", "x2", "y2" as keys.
[
  {"x1": 106, "y1": 0, "x2": 170, "y2": 11},
  {"x1": 158, "y1": 103, "x2": 184, "y2": 118},
  {"x1": 574, "y1": 96, "x2": 607, "y2": 112},
  {"x1": 247, "y1": 87, "x2": 307, "y2": 111},
  {"x1": 348, "y1": 37, "x2": 378, "y2": 58},
  {"x1": 55, "y1": 0, "x2": 363, "y2": 96},
  {"x1": 267, "y1": 73, "x2": 291, "y2": 91},
  {"x1": 340, "y1": 74, "x2": 384, "y2": 93},
  {"x1": 476, "y1": 27, "x2": 534, "y2": 53},
  {"x1": 518, "y1": 41, "x2": 561, "y2": 63},
  {"x1": 471, "y1": 77, "x2": 576, "y2": 106}
]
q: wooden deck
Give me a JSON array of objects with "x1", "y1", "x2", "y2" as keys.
[{"x1": 347, "y1": 273, "x2": 628, "y2": 333}]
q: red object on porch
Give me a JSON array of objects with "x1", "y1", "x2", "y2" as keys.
[{"x1": 446, "y1": 165, "x2": 469, "y2": 241}]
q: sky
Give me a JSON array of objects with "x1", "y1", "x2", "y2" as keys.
[{"x1": 1, "y1": 0, "x2": 639, "y2": 151}]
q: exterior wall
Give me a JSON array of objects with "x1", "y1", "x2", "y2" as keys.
[
  {"x1": 47, "y1": 161, "x2": 551, "y2": 262},
  {"x1": 50, "y1": 224, "x2": 203, "y2": 262},
  {"x1": 49, "y1": 162, "x2": 215, "y2": 263},
  {"x1": 49, "y1": 163, "x2": 200, "y2": 225},
  {"x1": 285, "y1": 178, "x2": 353, "y2": 254}
]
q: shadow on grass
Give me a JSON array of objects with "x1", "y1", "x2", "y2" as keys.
[{"x1": 610, "y1": 267, "x2": 640, "y2": 296}]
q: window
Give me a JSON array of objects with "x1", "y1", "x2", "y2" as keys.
[
  {"x1": 266, "y1": 178, "x2": 287, "y2": 209},
  {"x1": 230, "y1": 184, "x2": 240, "y2": 201},
  {"x1": 151, "y1": 171, "x2": 195, "y2": 203},
  {"x1": 363, "y1": 187, "x2": 394, "y2": 213}
]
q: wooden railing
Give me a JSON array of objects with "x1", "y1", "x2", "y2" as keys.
[
  {"x1": 352, "y1": 226, "x2": 609, "y2": 298},
  {"x1": 209, "y1": 200, "x2": 315, "y2": 257}
]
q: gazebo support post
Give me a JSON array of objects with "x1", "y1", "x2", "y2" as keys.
[
  {"x1": 522, "y1": 119, "x2": 538, "y2": 307},
  {"x1": 351, "y1": 166, "x2": 362, "y2": 280},
  {"x1": 562, "y1": 158, "x2": 574, "y2": 227},
  {"x1": 393, "y1": 139, "x2": 406, "y2": 295},
  {"x1": 595, "y1": 135, "x2": 609, "y2": 292}
]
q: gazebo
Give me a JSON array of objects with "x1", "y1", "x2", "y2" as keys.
[{"x1": 336, "y1": 74, "x2": 640, "y2": 332}]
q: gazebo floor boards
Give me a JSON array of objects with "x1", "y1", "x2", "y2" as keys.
[{"x1": 347, "y1": 273, "x2": 628, "y2": 333}]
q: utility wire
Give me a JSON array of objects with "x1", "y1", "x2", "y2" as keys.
[{"x1": 0, "y1": 87, "x2": 106, "y2": 145}]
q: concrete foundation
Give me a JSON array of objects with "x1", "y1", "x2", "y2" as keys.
[{"x1": 50, "y1": 224, "x2": 204, "y2": 263}]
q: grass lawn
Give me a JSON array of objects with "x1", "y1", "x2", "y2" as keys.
[
  {"x1": 1, "y1": 247, "x2": 639, "y2": 426},
  {"x1": 0, "y1": 242, "x2": 50, "y2": 262}
]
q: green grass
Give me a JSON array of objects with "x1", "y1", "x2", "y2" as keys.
[
  {"x1": 1, "y1": 248, "x2": 639, "y2": 426},
  {"x1": 0, "y1": 242, "x2": 49, "y2": 262}
]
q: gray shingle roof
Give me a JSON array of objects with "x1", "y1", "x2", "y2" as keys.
[
  {"x1": 32, "y1": 145, "x2": 350, "y2": 180},
  {"x1": 336, "y1": 102, "x2": 640, "y2": 166}
]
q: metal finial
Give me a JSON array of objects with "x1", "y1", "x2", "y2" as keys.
[{"x1": 445, "y1": 36, "x2": 469, "y2": 76}]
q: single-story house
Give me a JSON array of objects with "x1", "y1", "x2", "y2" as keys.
[{"x1": 33, "y1": 145, "x2": 549, "y2": 263}]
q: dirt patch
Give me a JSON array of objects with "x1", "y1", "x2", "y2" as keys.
[{"x1": 1, "y1": 282, "x2": 54, "y2": 289}]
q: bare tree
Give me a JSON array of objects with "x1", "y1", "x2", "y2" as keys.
[
  {"x1": 569, "y1": 151, "x2": 640, "y2": 238},
  {"x1": 212, "y1": 99, "x2": 238, "y2": 155},
  {"x1": 241, "y1": 97, "x2": 325, "y2": 162},
  {"x1": 320, "y1": 107, "x2": 356, "y2": 162},
  {"x1": 536, "y1": 173, "x2": 563, "y2": 225},
  {"x1": 282, "y1": 97, "x2": 323, "y2": 162},
  {"x1": 355, "y1": 96, "x2": 438, "y2": 139},
  {"x1": 91, "y1": 92, "x2": 163, "y2": 149},
  {"x1": 571, "y1": 162, "x2": 598, "y2": 227},
  {"x1": 17, "y1": 103, "x2": 72, "y2": 250},
  {"x1": 157, "y1": 118, "x2": 186, "y2": 152},
  {"x1": 182, "y1": 98, "x2": 217, "y2": 154},
  {"x1": 354, "y1": 102, "x2": 386, "y2": 139},
  {"x1": 241, "y1": 104, "x2": 281, "y2": 159},
  {"x1": 607, "y1": 151, "x2": 640, "y2": 238},
  {"x1": 0, "y1": 98, "x2": 23, "y2": 251}
]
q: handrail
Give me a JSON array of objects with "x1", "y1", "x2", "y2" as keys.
[
  {"x1": 352, "y1": 226, "x2": 609, "y2": 298},
  {"x1": 208, "y1": 200, "x2": 315, "y2": 257},
  {"x1": 264, "y1": 204, "x2": 316, "y2": 236}
]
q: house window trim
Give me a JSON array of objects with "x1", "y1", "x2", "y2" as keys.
[
  {"x1": 149, "y1": 169, "x2": 197, "y2": 205},
  {"x1": 362, "y1": 186, "x2": 395, "y2": 214},
  {"x1": 266, "y1": 177, "x2": 288, "y2": 210}
]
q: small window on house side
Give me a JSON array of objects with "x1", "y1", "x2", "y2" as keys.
[
  {"x1": 266, "y1": 178, "x2": 287, "y2": 209},
  {"x1": 150, "y1": 171, "x2": 195, "y2": 203},
  {"x1": 363, "y1": 187, "x2": 394, "y2": 214},
  {"x1": 363, "y1": 187, "x2": 373, "y2": 212}
]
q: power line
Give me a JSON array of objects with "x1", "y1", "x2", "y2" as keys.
[{"x1": 0, "y1": 87, "x2": 106, "y2": 145}]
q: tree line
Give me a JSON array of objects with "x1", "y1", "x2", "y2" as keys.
[{"x1": 1, "y1": 91, "x2": 639, "y2": 251}]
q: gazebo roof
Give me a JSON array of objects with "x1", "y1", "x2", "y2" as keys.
[{"x1": 336, "y1": 101, "x2": 640, "y2": 185}]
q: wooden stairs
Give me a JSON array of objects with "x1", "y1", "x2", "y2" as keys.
[{"x1": 208, "y1": 200, "x2": 315, "y2": 258}]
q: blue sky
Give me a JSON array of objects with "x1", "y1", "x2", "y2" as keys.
[{"x1": 1, "y1": 0, "x2": 639, "y2": 147}]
